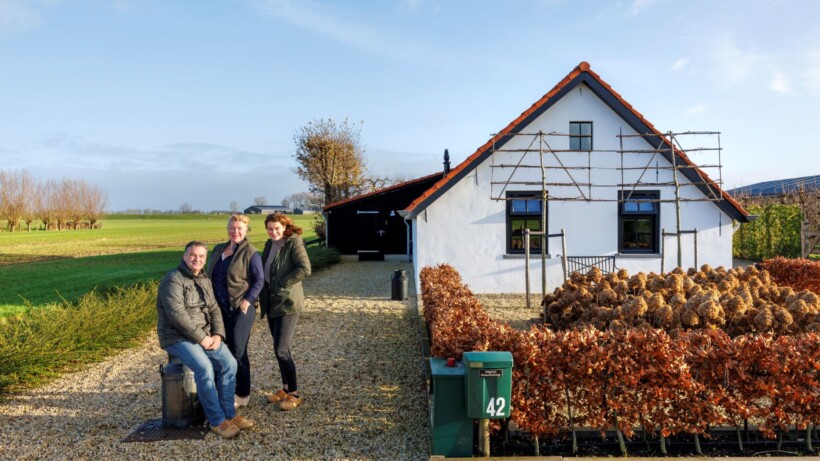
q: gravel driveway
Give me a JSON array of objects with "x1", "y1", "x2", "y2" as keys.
[{"x1": 0, "y1": 260, "x2": 430, "y2": 460}]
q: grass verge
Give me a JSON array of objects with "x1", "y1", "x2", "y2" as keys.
[
  {"x1": 0, "y1": 282, "x2": 158, "y2": 396},
  {"x1": 0, "y1": 249, "x2": 181, "y2": 317},
  {"x1": 0, "y1": 245, "x2": 341, "y2": 396}
]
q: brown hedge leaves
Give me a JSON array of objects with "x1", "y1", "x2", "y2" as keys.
[{"x1": 421, "y1": 264, "x2": 820, "y2": 440}]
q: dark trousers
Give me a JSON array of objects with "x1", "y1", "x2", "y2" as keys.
[
  {"x1": 222, "y1": 305, "x2": 256, "y2": 397},
  {"x1": 267, "y1": 313, "x2": 299, "y2": 392}
]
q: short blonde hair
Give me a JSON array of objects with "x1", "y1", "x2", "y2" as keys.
[{"x1": 228, "y1": 213, "x2": 250, "y2": 230}]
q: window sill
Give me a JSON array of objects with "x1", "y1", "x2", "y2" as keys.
[
  {"x1": 503, "y1": 253, "x2": 556, "y2": 259},
  {"x1": 616, "y1": 253, "x2": 660, "y2": 259}
]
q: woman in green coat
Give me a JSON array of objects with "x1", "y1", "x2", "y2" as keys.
[{"x1": 260, "y1": 213, "x2": 311, "y2": 411}]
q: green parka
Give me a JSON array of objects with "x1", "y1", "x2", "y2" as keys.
[{"x1": 259, "y1": 234, "x2": 311, "y2": 318}]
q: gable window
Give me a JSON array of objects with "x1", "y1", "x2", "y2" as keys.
[
  {"x1": 569, "y1": 121, "x2": 592, "y2": 151},
  {"x1": 507, "y1": 192, "x2": 545, "y2": 254},
  {"x1": 618, "y1": 190, "x2": 660, "y2": 254}
]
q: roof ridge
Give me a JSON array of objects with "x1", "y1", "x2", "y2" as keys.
[
  {"x1": 403, "y1": 61, "x2": 749, "y2": 221},
  {"x1": 323, "y1": 171, "x2": 444, "y2": 211}
]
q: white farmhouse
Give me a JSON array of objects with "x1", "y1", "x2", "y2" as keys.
[{"x1": 398, "y1": 62, "x2": 753, "y2": 294}]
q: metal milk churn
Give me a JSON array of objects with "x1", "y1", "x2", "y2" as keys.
[
  {"x1": 160, "y1": 356, "x2": 205, "y2": 428},
  {"x1": 391, "y1": 269, "x2": 408, "y2": 300}
]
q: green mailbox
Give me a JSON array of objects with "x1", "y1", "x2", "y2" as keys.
[
  {"x1": 429, "y1": 357, "x2": 473, "y2": 457},
  {"x1": 462, "y1": 351, "x2": 513, "y2": 419}
]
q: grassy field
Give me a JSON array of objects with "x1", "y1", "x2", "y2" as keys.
[
  {"x1": 0, "y1": 213, "x2": 318, "y2": 316},
  {"x1": 0, "y1": 211, "x2": 339, "y2": 395}
]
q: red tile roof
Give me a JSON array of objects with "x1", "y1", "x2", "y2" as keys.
[
  {"x1": 403, "y1": 61, "x2": 750, "y2": 221},
  {"x1": 323, "y1": 171, "x2": 444, "y2": 212}
]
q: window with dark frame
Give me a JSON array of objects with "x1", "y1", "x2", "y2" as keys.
[
  {"x1": 507, "y1": 192, "x2": 545, "y2": 254},
  {"x1": 569, "y1": 121, "x2": 592, "y2": 151},
  {"x1": 618, "y1": 190, "x2": 660, "y2": 254}
]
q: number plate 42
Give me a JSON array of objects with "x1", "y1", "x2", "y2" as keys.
[{"x1": 485, "y1": 397, "x2": 507, "y2": 417}]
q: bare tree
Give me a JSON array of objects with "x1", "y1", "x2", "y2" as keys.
[
  {"x1": 179, "y1": 202, "x2": 193, "y2": 214},
  {"x1": 84, "y1": 182, "x2": 108, "y2": 228},
  {"x1": 281, "y1": 191, "x2": 315, "y2": 210},
  {"x1": 229, "y1": 200, "x2": 240, "y2": 213},
  {"x1": 20, "y1": 173, "x2": 37, "y2": 231},
  {"x1": 362, "y1": 174, "x2": 412, "y2": 192},
  {"x1": 62, "y1": 179, "x2": 89, "y2": 229},
  {"x1": 293, "y1": 118, "x2": 366, "y2": 206},
  {"x1": 36, "y1": 180, "x2": 58, "y2": 230},
  {"x1": 360, "y1": 176, "x2": 391, "y2": 192},
  {"x1": 0, "y1": 170, "x2": 107, "y2": 231},
  {"x1": 53, "y1": 180, "x2": 72, "y2": 230},
  {"x1": 0, "y1": 171, "x2": 6, "y2": 230},
  {"x1": 0, "y1": 170, "x2": 31, "y2": 232},
  {"x1": 253, "y1": 196, "x2": 268, "y2": 206}
]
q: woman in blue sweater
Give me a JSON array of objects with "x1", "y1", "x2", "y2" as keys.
[{"x1": 206, "y1": 213, "x2": 264, "y2": 408}]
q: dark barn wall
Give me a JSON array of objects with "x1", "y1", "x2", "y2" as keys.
[{"x1": 326, "y1": 176, "x2": 441, "y2": 255}]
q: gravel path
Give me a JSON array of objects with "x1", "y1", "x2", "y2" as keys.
[{"x1": 0, "y1": 260, "x2": 430, "y2": 461}]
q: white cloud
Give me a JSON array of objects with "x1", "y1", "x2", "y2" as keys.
[
  {"x1": 247, "y1": 0, "x2": 439, "y2": 63},
  {"x1": 628, "y1": 0, "x2": 663, "y2": 16},
  {"x1": 0, "y1": 0, "x2": 43, "y2": 33},
  {"x1": 709, "y1": 35, "x2": 762, "y2": 86},
  {"x1": 397, "y1": 0, "x2": 424, "y2": 10},
  {"x1": 26, "y1": 134, "x2": 291, "y2": 174},
  {"x1": 770, "y1": 71, "x2": 790, "y2": 94},
  {"x1": 14, "y1": 134, "x2": 300, "y2": 210},
  {"x1": 684, "y1": 104, "x2": 706, "y2": 115},
  {"x1": 248, "y1": 0, "x2": 378, "y2": 49},
  {"x1": 803, "y1": 50, "x2": 820, "y2": 96},
  {"x1": 672, "y1": 58, "x2": 689, "y2": 71}
]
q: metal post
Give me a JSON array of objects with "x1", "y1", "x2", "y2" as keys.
[
  {"x1": 694, "y1": 228, "x2": 698, "y2": 270},
  {"x1": 404, "y1": 219, "x2": 411, "y2": 263}
]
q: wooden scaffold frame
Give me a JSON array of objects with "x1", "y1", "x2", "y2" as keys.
[{"x1": 488, "y1": 129, "x2": 725, "y2": 307}]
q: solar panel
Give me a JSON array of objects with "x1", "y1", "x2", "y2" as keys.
[{"x1": 728, "y1": 175, "x2": 820, "y2": 197}]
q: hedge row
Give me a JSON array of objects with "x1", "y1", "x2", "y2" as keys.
[
  {"x1": 733, "y1": 204, "x2": 802, "y2": 260},
  {"x1": 420, "y1": 264, "x2": 820, "y2": 453},
  {"x1": 761, "y1": 256, "x2": 820, "y2": 294}
]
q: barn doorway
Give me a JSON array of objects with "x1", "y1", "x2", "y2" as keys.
[{"x1": 356, "y1": 210, "x2": 386, "y2": 260}]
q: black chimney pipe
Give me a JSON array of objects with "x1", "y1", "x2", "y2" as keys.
[{"x1": 443, "y1": 149, "x2": 450, "y2": 175}]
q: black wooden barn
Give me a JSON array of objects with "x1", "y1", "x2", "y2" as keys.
[{"x1": 323, "y1": 172, "x2": 444, "y2": 260}]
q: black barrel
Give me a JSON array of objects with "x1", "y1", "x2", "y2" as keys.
[
  {"x1": 391, "y1": 269, "x2": 408, "y2": 300},
  {"x1": 161, "y1": 357, "x2": 205, "y2": 428}
]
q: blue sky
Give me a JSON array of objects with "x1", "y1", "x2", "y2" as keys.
[{"x1": 1, "y1": 0, "x2": 818, "y2": 211}]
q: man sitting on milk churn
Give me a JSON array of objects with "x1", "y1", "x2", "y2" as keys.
[{"x1": 156, "y1": 240, "x2": 255, "y2": 439}]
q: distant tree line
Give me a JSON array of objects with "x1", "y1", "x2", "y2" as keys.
[
  {"x1": 0, "y1": 170, "x2": 108, "y2": 232},
  {"x1": 117, "y1": 208, "x2": 203, "y2": 215}
]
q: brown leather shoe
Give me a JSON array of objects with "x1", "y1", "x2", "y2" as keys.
[
  {"x1": 210, "y1": 420, "x2": 240, "y2": 439},
  {"x1": 230, "y1": 415, "x2": 255, "y2": 430},
  {"x1": 279, "y1": 394, "x2": 302, "y2": 411},
  {"x1": 266, "y1": 389, "x2": 288, "y2": 403}
]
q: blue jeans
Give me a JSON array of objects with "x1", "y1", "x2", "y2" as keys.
[{"x1": 165, "y1": 340, "x2": 237, "y2": 426}]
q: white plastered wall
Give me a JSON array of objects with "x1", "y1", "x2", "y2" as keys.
[{"x1": 412, "y1": 84, "x2": 734, "y2": 293}]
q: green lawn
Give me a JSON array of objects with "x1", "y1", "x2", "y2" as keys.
[
  {"x1": 0, "y1": 214, "x2": 319, "y2": 316},
  {"x1": 0, "y1": 214, "x2": 316, "y2": 265}
]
